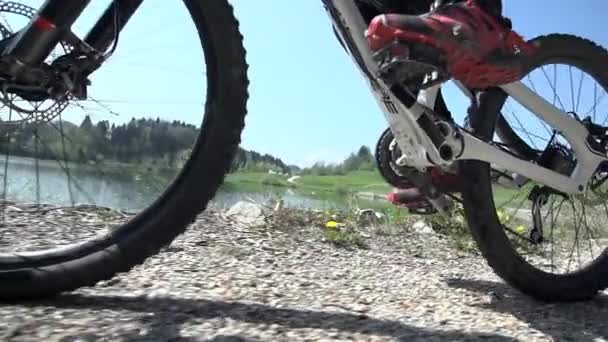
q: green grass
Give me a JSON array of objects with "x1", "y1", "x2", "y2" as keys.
[
  {"x1": 324, "y1": 226, "x2": 369, "y2": 249},
  {"x1": 223, "y1": 169, "x2": 528, "y2": 217},
  {"x1": 297, "y1": 170, "x2": 390, "y2": 193},
  {"x1": 224, "y1": 172, "x2": 293, "y2": 189},
  {"x1": 224, "y1": 170, "x2": 390, "y2": 198},
  {"x1": 493, "y1": 186, "x2": 522, "y2": 208},
  {"x1": 225, "y1": 170, "x2": 518, "y2": 203}
]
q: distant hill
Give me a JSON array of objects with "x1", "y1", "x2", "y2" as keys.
[
  {"x1": 230, "y1": 147, "x2": 291, "y2": 174},
  {"x1": 287, "y1": 164, "x2": 301, "y2": 174},
  {"x1": 300, "y1": 145, "x2": 375, "y2": 176}
]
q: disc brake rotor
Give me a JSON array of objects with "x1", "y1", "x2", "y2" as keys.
[{"x1": 0, "y1": 1, "x2": 73, "y2": 124}]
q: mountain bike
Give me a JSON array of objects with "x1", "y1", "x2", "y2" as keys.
[{"x1": 0, "y1": 0, "x2": 607, "y2": 303}]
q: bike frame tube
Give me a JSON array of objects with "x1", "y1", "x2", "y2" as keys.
[
  {"x1": 324, "y1": 0, "x2": 606, "y2": 195},
  {"x1": 4, "y1": 0, "x2": 91, "y2": 65},
  {"x1": 3, "y1": 0, "x2": 142, "y2": 65},
  {"x1": 84, "y1": 0, "x2": 144, "y2": 53},
  {"x1": 499, "y1": 81, "x2": 606, "y2": 191},
  {"x1": 325, "y1": 0, "x2": 446, "y2": 168}
]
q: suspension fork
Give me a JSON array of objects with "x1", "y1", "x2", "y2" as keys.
[{"x1": 2, "y1": 0, "x2": 143, "y2": 69}]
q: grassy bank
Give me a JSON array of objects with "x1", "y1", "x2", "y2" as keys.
[
  {"x1": 223, "y1": 170, "x2": 525, "y2": 213},
  {"x1": 296, "y1": 170, "x2": 391, "y2": 194},
  {"x1": 224, "y1": 170, "x2": 391, "y2": 195},
  {"x1": 223, "y1": 172, "x2": 295, "y2": 189}
]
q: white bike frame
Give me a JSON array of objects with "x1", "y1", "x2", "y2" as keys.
[{"x1": 324, "y1": 0, "x2": 607, "y2": 195}]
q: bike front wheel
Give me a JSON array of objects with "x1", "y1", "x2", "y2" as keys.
[{"x1": 0, "y1": 0, "x2": 248, "y2": 299}]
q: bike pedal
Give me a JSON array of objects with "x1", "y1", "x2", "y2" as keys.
[
  {"x1": 373, "y1": 41, "x2": 447, "y2": 86},
  {"x1": 387, "y1": 187, "x2": 452, "y2": 215}
]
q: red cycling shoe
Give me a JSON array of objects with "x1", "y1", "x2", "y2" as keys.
[{"x1": 366, "y1": 0, "x2": 535, "y2": 89}]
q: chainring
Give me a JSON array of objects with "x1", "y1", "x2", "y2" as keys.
[
  {"x1": 375, "y1": 127, "x2": 439, "y2": 214},
  {"x1": 375, "y1": 127, "x2": 416, "y2": 189}
]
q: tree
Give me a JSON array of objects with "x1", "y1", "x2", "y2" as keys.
[
  {"x1": 357, "y1": 145, "x2": 372, "y2": 159},
  {"x1": 80, "y1": 115, "x2": 93, "y2": 131}
]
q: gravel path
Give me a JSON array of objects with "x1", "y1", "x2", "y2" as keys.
[{"x1": 1, "y1": 207, "x2": 608, "y2": 341}]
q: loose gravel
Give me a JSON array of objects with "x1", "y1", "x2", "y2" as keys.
[{"x1": 1, "y1": 207, "x2": 607, "y2": 341}]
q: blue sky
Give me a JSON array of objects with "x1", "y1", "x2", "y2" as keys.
[
  {"x1": 230, "y1": 0, "x2": 608, "y2": 167},
  {"x1": 12, "y1": 1, "x2": 608, "y2": 167}
]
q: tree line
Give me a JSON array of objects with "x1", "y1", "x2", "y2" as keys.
[
  {"x1": 0, "y1": 116, "x2": 291, "y2": 173},
  {"x1": 229, "y1": 148, "x2": 292, "y2": 174},
  {"x1": 300, "y1": 145, "x2": 375, "y2": 176},
  {"x1": 0, "y1": 114, "x2": 373, "y2": 176},
  {"x1": 0, "y1": 116, "x2": 198, "y2": 167}
]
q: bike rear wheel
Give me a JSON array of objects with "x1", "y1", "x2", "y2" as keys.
[
  {"x1": 0, "y1": 0, "x2": 248, "y2": 299},
  {"x1": 462, "y1": 34, "x2": 608, "y2": 302}
]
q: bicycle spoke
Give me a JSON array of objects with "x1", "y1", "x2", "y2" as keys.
[
  {"x1": 34, "y1": 121, "x2": 40, "y2": 205},
  {"x1": 541, "y1": 65, "x2": 567, "y2": 112},
  {"x1": 504, "y1": 105, "x2": 543, "y2": 149},
  {"x1": 83, "y1": 97, "x2": 121, "y2": 117},
  {"x1": 575, "y1": 69, "x2": 584, "y2": 113},
  {"x1": 590, "y1": 91, "x2": 608, "y2": 123},
  {"x1": 566, "y1": 198, "x2": 583, "y2": 272},
  {"x1": 569, "y1": 66, "x2": 575, "y2": 112},
  {"x1": 593, "y1": 83, "x2": 598, "y2": 122},
  {"x1": 549, "y1": 198, "x2": 565, "y2": 270},
  {"x1": 524, "y1": 75, "x2": 554, "y2": 136},
  {"x1": 1, "y1": 104, "x2": 12, "y2": 226},
  {"x1": 497, "y1": 183, "x2": 530, "y2": 211},
  {"x1": 580, "y1": 191, "x2": 596, "y2": 262},
  {"x1": 58, "y1": 117, "x2": 76, "y2": 207},
  {"x1": 29, "y1": 130, "x2": 96, "y2": 205}
]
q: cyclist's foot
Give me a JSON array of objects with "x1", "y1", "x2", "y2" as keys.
[
  {"x1": 366, "y1": 0, "x2": 535, "y2": 89},
  {"x1": 387, "y1": 167, "x2": 459, "y2": 214}
]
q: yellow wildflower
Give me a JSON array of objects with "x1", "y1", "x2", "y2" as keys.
[{"x1": 326, "y1": 221, "x2": 339, "y2": 229}]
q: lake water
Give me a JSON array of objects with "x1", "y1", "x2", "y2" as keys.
[{"x1": 0, "y1": 156, "x2": 386, "y2": 212}]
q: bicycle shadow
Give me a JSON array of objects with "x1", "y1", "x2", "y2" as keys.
[
  {"x1": 17, "y1": 293, "x2": 519, "y2": 341},
  {"x1": 445, "y1": 278, "x2": 608, "y2": 341}
]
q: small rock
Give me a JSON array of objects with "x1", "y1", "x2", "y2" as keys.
[
  {"x1": 145, "y1": 288, "x2": 170, "y2": 299},
  {"x1": 351, "y1": 303, "x2": 370, "y2": 313},
  {"x1": 162, "y1": 246, "x2": 184, "y2": 253},
  {"x1": 412, "y1": 220, "x2": 434, "y2": 234},
  {"x1": 358, "y1": 298, "x2": 372, "y2": 305},
  {"x1": 211, "y1": 335, "x2": 249, "y2": 342},
  {"x1": 357, "y1": 209, "x2": 384, "y2": 225},
  {"x1": 273, "y1": 199, "x2": 285, "y2": 211},
  {"x1": 225, "y1": 201, "x2": 266, "y2": 227},
  {"x1": 100, "y1": 277, "x2": 121, "y2": 287}
]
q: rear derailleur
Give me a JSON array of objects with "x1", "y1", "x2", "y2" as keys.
[{"x1": 523, "y1": 135, "x2": 577, "y2": 245}]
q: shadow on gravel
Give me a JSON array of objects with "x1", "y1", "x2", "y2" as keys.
[
  {"x1": 446, "y1": 278, "x2": 608, "y2": 341},
  {"x1": 26, "y1": 293, "x2": 518, "y2": 341}
]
